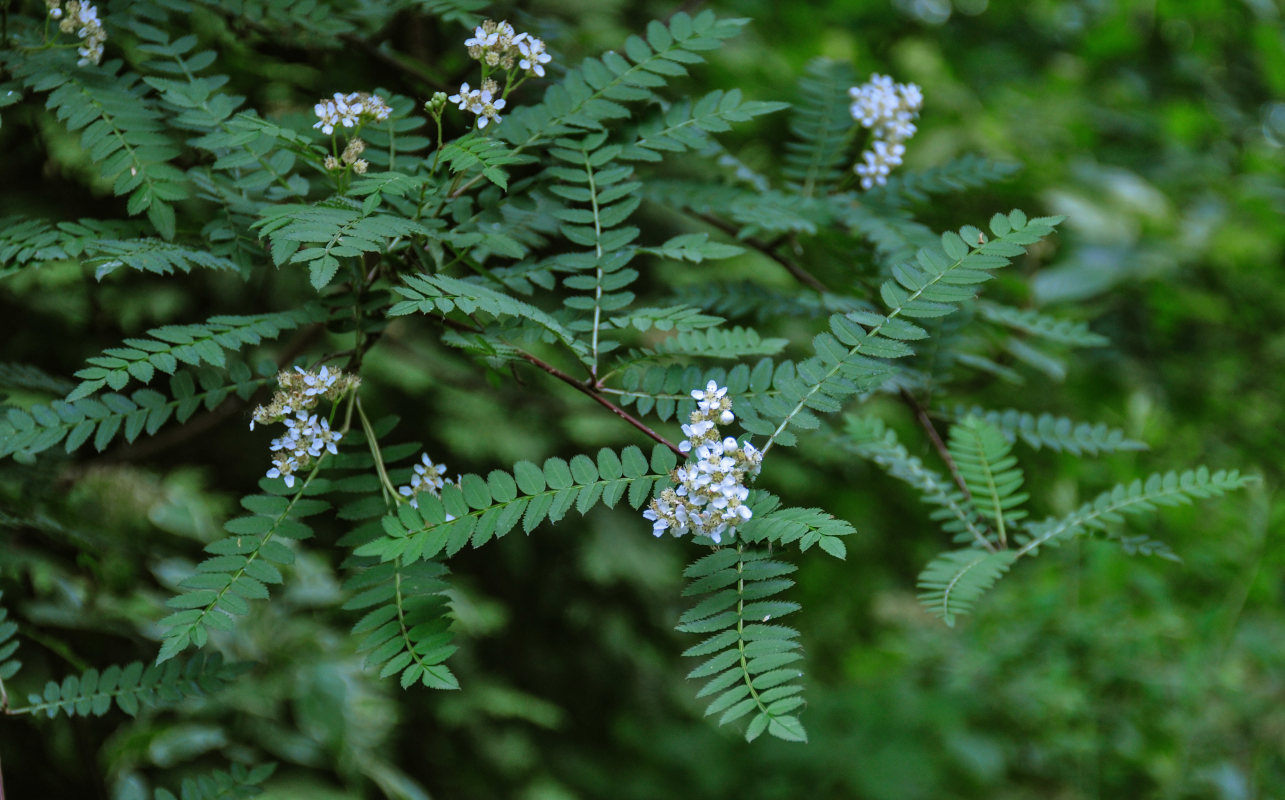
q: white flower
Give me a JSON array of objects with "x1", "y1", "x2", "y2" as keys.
[
  {"x1": 251, "y1": 367, "x2": 358, "y2": 485},
  {"x1": 464, "y1": 19, "x2": 530, "y2": 70},
  {"x1": 300, "y1": 365, "x2": 339, "y2": 396},
  {"x1": 54, "y1": 0, "x2": 106, "y2": 66},
  {"x1": 448, "y1": 83, "x2": 475, "y2": 111},
  {"x1": 517, "y1": 36, "x2": 552, "y2": 77},
  {"x1": 691, "y1": 380, "x2": 728, "y2": 403},
  {"x1": 465, "y1": 25, "x2": 499, "y2": 49},
  {"x1": 398, "y1": 452, "x2": 454, "y2": 508},
  {"x1": 267, "y1": 455, "x2": 300, "y2": 488}
]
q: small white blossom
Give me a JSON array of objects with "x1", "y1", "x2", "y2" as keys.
[
  {"x1": 266, "y1": 455, "x2": 300, "y2": 488},
  {"x1": 516, "y1": 36, "x2": 552, "y2": 77},
  {"x1": 854, "y1": 140, "x2": 906, "y2": 190},
  {"x1": 300, "y1": 365, "x2": 339, "y2": 396},
  {"x1": 465, "y1": 19, "x2": 525, "y2": 70},
  {"x1": 398, "y1": 453, "x2": 455, "y2": 509},
  {"x1": 448, "y1": 82, "x2": 475, "y2": 111},
  {"x1": 848, "y1": 73, "x2": 922, "y2": 142},
  {"x1": 464, "y1": 25, "x2": 500, "y2": 50}
]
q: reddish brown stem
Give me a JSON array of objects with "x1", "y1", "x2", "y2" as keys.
[
  {"x1": 430, "y1": 315, "x2": 684, "y2": 457},
  {"x1": 899, "y1": 388, "x2": 970, "y2": 500},
  {"x1": 899, "y1": 388, "x2": 999, "y2": 552},
  {"x1": 692, "y1": 212, "x2": 830, "y2": 293},
  {"x1": 517, "y1": 351, "x2": 685, "y2": 458}
]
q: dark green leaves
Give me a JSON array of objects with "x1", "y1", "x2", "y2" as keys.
[
  {"x1": 0, "y1": 592, "x2": 20, "y2": 683},
  {"x1": 157, "y1": 490, "x2": 327, "y2": 663},
  {"x1": 392, "y1": 272, "x2": 590, "y2": 361},
  {"x1": 152, "y1": 763, "x2": 275, "y2": 800},
  {"x1": 32, "y1": 62, "x2": 188, "y2": 239},
  {"x1": 758, "y1": 210, "x2": 1063, "y2": 450},
  {"x1": 499, "y1": 11, "x2": 748, "y2": 145},
  {"x1": 947, "y1": 416, "x2": 1028, "y2": 542},
  {"x1": 255, "y1": 201, "x2": 432, "y2": 290},
  {"x1": 917, "y1": 549, "x2": 1018, "y2": 627},
  {"x1": 1016, "y1": 468, "x2": 1256, "y2": 557},
  {"x1": 354, "y1": 446, "x2": 670, "y2": 563},
  {"x1": 1, "y1": 363, "x2": 266, "y2": 461},
  {"x1": 16, "y1": 653, "x2": 239, "y2": 719},
  {"x1": 344, "y1": 560, "x2": 459, "y2": 691},
  {"x1": 916, "y1": 467, "x2": 1256, "y2": 625},
  {"x1": 439, "y1": 132, "x2": 532, "y2": 190},
  {"x1": 679, "y1": 545, "x2": 807, "y2": 743},
  {"x1": 781, "y1": 58, "x2": 857, "y2": 195},
  {"x1": 950, "y1": 406, "x2": 1146, "y2": 456},
  {"x1": 739, "y1": 497, "x2": 856, "y2": 560},
  {"x1": 69, "y1": 309, "x2": 322, "y2": 401}
]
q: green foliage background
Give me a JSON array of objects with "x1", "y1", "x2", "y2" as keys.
[{"x1": 1, "y1": 0, "x2": 1281, "y2": 797}]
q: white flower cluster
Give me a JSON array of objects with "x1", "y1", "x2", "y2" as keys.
[
  {"x1": 465, "y1": 19, "x2": 552, "y2": 77},
  {"x1": 643, "y1": 382, "x2": 763, "y2": 545},
  {"x1": 398, "y1": 453, "x2": 456, "y2": 514},
  {"x1": 47, "y1": 0, "x2": 106, "y2": 66},
  {"x1": 848, "y1": 74, "x2": 924, "y2": 189},
  {"x1": 312, "y1": 91, "x2": 392, "y2": 136},
  {"x1": 448, "y1": 79, "x2": 506, "y2": 129},
  {"x1": 250, "y1": 366, "x2": 361, "y2": 488}
]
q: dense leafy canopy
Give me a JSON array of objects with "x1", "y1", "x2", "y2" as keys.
[{"x1": 1, "y1": 0, "x2": 1277, "y2": 798}]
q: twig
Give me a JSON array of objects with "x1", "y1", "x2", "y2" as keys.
[
  {"x1": 692, "y1": 212, "x2": 830, "y2": 293},
  {"x1": 898, "y1": 389, "x2": 998, "y2": 553},
  {"x1": 898, "y1": 388, "x2": 969, "y2": 499},
  {"x1": 517, "y1": 351, "x2": 684, "y2": 458},
  {"x1": 425, "y1": 315, "x2": 681, "y2": 455}
]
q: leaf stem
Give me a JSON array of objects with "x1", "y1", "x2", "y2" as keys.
[
  {"x1": 356, "y1": 397, "x2": 399, "y2": 505},
  {"x1": 897, "y1": 388, "x2": 992, "y2": 543},
  {"x1": 582, "y1": 146, "x2": 605, "y2": 379}
]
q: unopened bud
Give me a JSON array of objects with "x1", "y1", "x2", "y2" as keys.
[{"x1": 425, "y1": 92, "x2": 448, "y2": 113}]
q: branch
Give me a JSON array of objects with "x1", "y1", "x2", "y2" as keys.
[
  {"x1": 517, "y1": 351, "x2": 685, "y2": 458},
  {"x1": 899, "y1": 389, "x2": 997, "y2": 553},
  {"x1": 692, "y1": 212, "x2": 830, "y2": 293},
  {"x1": 424, "y1": 314, "x2": 683, "y2": 456},
  {"x1": 898, "y1": 388, "x2": 970, "y2": 500}
]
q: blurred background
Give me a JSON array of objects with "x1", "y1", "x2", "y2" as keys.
[{"x1": 1, "y1": 0, "x2": 1282, "y2": 798}]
